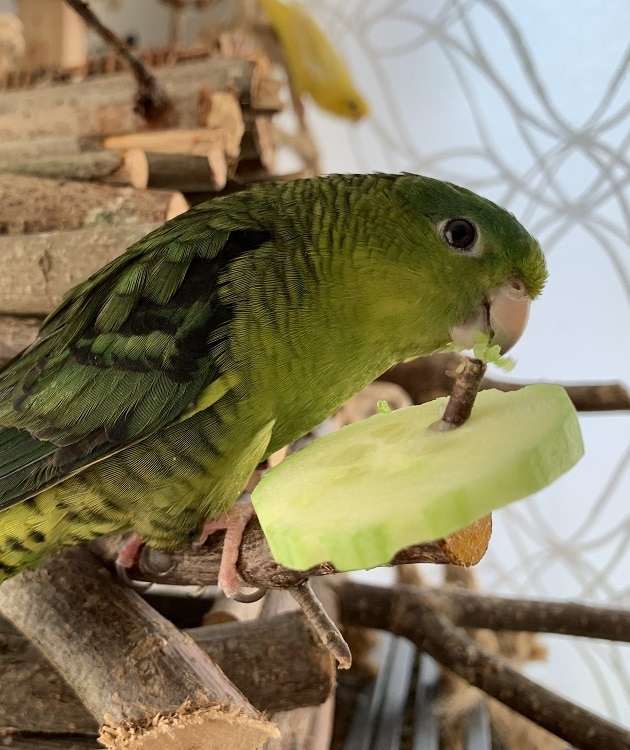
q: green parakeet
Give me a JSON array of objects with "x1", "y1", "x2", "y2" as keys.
[{"x1": 0, "y1": 174, "x2": 547, "y2": 592}]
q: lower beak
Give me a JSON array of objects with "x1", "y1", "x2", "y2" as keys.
[{"x1": 450, "y1": 280, "x2": 531, "y2": 354}]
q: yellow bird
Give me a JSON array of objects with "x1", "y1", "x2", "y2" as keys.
[{"x1": 259, "y1": 0, "x2": 369, "y2": 120}]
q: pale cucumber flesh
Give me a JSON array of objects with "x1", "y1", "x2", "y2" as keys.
[{"x1": 252, "y1": 384, "x2": 584, "y2": 571}]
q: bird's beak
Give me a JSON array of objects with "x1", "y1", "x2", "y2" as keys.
[{"x1": 450, "y1": 280, "x2": 531, "y2": 354}]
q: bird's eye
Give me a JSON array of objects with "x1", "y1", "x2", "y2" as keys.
[{"x1": 441, "y1": 218, "x2": 477, "y2": 252}]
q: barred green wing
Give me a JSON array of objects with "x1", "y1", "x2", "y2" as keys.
[{"x1": 0, "y1": 206, "x2": 274, "y2": 510}]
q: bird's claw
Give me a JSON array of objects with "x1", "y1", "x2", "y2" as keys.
[
  {"x1": 231, "y1": 587, "x2": 267, "y2": 604},
  {"x1": 114, "y1": 534, "x2": 152, "y2": 591}
]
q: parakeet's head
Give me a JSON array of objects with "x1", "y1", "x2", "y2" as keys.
[{"x1": 389, "y1": 174, "x2": 548, "y2": 354}]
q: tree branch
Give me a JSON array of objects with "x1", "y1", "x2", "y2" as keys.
[
  {"x1": 64, "y1": 0, "x2": 176, "y2": 125},
  {"x1": 90, "y1": 515, "x2": 492, "y2": 588},
  {"x1": 483, "y1": 376, "x2": 630, "y2": 412},
  {"x1": 0, "y1": 609, "x2": 333, "y2": 736},
  {"x1": 339, "y1": 581, "x2": 630, "y2": 750},
  {"x1": 382, "y1": 354, "x2": 630, "y2": 411},
  {"x1": 396, "y1": 584, "x2": 630, "y2": 642},
  {"x1": 289, "y1": 580, "x2": 351, "y2": 669}
]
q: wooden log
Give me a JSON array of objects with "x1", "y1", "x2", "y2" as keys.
[
  {"x1": 2, "y1": 150, "x2": 128, "y2": 184},
  {"x1": 191, "y1": 611, "x2": 335, "y2": 712},
  {"x1": 0, "y1": 60, "x2": 254, "y2": 114},
  {"x1": 482, "y1": 376, "x2": 630, "y2": 412},
  {"x1": 0, "y1": 609, "x2": 333, "y2": 739},
  {"x1": 0, "y1": 99, "x2": 142, "y2": 142},
  {"x1": 0, "y1": 222, "x2": 160, "y2": 315},
  {"x1": 124, "y1": 149, "x2": 227, "y2": 192},
  {"x1": 0, "y1": 547, "x2": 279, "y2": 750},
  {"x1": 92, "y1": 515, "x2": 492, "y2": 589},
  {"x1": 0, "y1": 135, "x2": 83, "y2": 167},
  {"x1": 0, "y1": 632, "x2": 99, "y2": 736},
  {"x1": 0, "y1": 58, "x2": 257, "y2": 139},
  {"x1": 259, "y1": 585, "x2": 337, "y2": 749},
  {"x1": 0, "y1": 173, "x2": 187, "y2": 234},
  {"x1": 0, "y1": 315, "x2": 41, "y2": 362}
]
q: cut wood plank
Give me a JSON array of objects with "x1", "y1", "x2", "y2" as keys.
[
  {"x1": 104, "y1": 127, "x2": 226, "y2": 156},
  {"x1": 251, "y1": 72, "x2": 285, "y2": 111}
]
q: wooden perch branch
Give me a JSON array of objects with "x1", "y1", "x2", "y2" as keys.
[
  {"x1": 64, "y1": 0, "x2": 175, "y2": 125},
  {"x1": 382, "y1": 353, "x2": 630, "y2": 411},
  {"x1": 483, "y1": 375, "x2": 630, "y2": 412},
  {"x1": 0, "y1": 610, "x2": 332, "y2": 740},
  {"x1": 0, "y1": 547, "x2": 278, "y2": 750},
  {"x1": 191, "y1": 610, "x2": 335, "y2": 712},
  {"x1": 289, "y1": 580, "x2": 351, "y2": 669},
  {"x1": 339, "y1": 581, "x2": 630, "y2": 750},
  {"x1": 397, "y1": 584, "x2": 630, "y2": 642},
  {"x1": 91, "y1": 515, "x2": 492, "y2": 589}
]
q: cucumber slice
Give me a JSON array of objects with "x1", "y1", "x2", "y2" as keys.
[{"x1": 252, "y1": 384, "x2": 584, "y2": 571}]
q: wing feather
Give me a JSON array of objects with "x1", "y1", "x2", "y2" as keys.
[{"x1": 0, "y1": 203, "x2": 274, "y2": 509}]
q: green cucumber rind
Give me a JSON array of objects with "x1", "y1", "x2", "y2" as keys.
[{"x1": 253, "y1": 384, "x2": 584, "y2": 571}]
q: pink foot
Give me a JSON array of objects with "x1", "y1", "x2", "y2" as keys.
[
  {"x1": 197, "y1": 502, "x2": 256, "y2": 597},
  {"x1": 115, "y1": 534, "x2": 145, "y2": 584}
]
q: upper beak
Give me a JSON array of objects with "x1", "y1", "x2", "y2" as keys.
[{"x1": 450, "y1": 280, "x2": 531, "y2": 354}]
